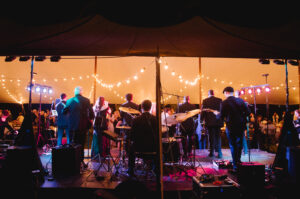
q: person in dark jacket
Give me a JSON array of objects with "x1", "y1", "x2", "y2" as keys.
[
  {"x1": 55, "y1": 93, "x2": 69, "y2": 146},
  {"x1": 128, "y1": 100, "x2": 157, "y2": 177},
  {"x1": 64, "y1": 86, "x2": 95, "y2": 164},
  {"x1": 0, "y1": 110, "x2": 17, "y2": 139},
  {"x1": 201, "y1": 90, "x2": 223, "y2": 158},
  {"x1": 220, "y1": 87, "x2": 250, "y2": 172},
  {"x1": 178, "y1": 96, "x2": 196, "y2": 157}
]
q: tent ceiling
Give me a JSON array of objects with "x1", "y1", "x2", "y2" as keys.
[{"x1": 0, "y1": 2, "x2": 300, "y2": 58}]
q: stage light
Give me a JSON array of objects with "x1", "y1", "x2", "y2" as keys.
[
  {"x1": 288, "y1": 59, "x2": 299, "y2": 66},
  {"x1": 248, "y1": 89, "x2": 253, "y2": 94},
  {"x1": 50, "y1": 56, "x2": 61, "y2": 62},
  {"x1": 265, "y1": 87, "x2": 271, "y2": 93},
  {"x1": 171, "y1": 71, "x2": 175, "y2": 76},
  {"x1": 26, "y1": 86, "x2": 31, "y2": 91},
  {"x1": 259, "y1": 58, "x2": 270, "y2": 64},
  {"x1": 240, "y1": 90, "x2": 245, "y2": 95},
  {"x1": 256, "y1": 88, "x2": 261, "y2": 94},
  {"x1": 273, "y1": 59, "x2": 284, "y2": 65},
  {"x1": 35, "y1": 86, "x2": 41, "y2": 92},
  {"x1": 48, "y1": 88, "x2": 53, "y2": 94},
  {"x1": 42, "y1": 88, "x2": 47, "y2": 93},
  {"x1": 5, "y1": 56, "x2": 16, "y2": 62},
  {"x1": 19, "y1": 56, "x2": 30, "y2": 61},
  {"x1": 35, "y1": 56, "x2": 46, "y2": 61}
]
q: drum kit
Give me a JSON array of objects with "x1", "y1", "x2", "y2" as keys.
[{"x1": 116, "y1": 106, "x2": 201, "y2": 164}]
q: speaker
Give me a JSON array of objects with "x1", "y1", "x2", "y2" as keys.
[
  {"x1": 52, "y1": 144, "x2": 81, "y2": 177},
  {"x1": 237, "y1": 162, "x2": 265, "y2": 189},
  {"x1": 286, "y1": 146, "x2": 300, "y2": 183}
]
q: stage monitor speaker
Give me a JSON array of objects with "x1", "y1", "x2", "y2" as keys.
[
  {"x1": 3, "y1": 146, "x2": 44, "y2": 187},
  {"x1": 52, "y1": 144, "x2": 81, "y2": 177},
  {"x1": 238, "y1": 162, "x2": 265, "y2": 189},
  {"x1": 286, "y1": 146, "x2": 300, "y2": 183}
]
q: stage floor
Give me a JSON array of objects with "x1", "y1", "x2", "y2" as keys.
[{"x1": 39, "y1": 148, "x2": 275, "y2": 192}]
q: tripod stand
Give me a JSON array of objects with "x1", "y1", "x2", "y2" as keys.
[{"x1": 93, "y1": 131, "x2": 119, "y2": 180}]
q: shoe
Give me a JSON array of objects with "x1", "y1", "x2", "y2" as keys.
[{"x1": 208, "y1": 153, "x2": 214, "y2": 158}]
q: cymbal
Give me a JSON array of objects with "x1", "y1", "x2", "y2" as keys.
[
  {"x1": 165, "y1": 113, "x2": 187, "y2": 125},
  {"x1": 186, "y1": 109, "x2": 201, "y2": 118},
  {"x1": 119, "y1": 107, "x2": 141, "y2": 114},
  {"x1": 116, "y1": 126, "x2": 131, "y2": 129}
]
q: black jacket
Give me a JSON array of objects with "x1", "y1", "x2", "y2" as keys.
[
  {"x1": 55, "y1": 100, "x2": 68, "y2": 128},
  {"x1": 220, "y1": 96, "x2": 250, "y2": 132},
  {"x1": 201, "y1": 96, "x2": 223, "y2": 127},
  {"x1": 64, "y1": 94, "x2": 94, "y2": 131},
  {"x1": 178, "y1": 102, "x2": 196, "y2": 134},
  {"x1": 131, "y1": 112, "x2": 157, "y2": 152}
]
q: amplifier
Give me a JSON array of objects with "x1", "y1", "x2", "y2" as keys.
[
  {"x1": 52, "y1": 144, "x2": 81, "y2": 177},
  {"x1": 237, "y1": 162, "x2": 265, "y2": 188}
]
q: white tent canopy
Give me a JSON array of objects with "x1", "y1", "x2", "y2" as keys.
[{"x1": 0, "y1": 56, "x2": 298, "y2": 105}]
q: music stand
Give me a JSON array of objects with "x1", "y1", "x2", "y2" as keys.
[{"x1": 93, "y1": 130, "x2": 119, "y2": 180}]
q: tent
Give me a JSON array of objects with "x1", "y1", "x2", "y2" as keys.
[{"x1": 0, "y1": 56, "x2": 298, "y2": 105}]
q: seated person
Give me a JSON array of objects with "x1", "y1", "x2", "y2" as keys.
[
  {"x1": 128, "y1": 100, "x2": 157, "y2": 177},
  {"x1": 0, "y1": 110, "x2": 17, "y2": 140}
]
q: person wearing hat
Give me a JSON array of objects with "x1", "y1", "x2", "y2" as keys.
[{"x1": 220, "y1": 87, "x2": 250, "y2": 172}]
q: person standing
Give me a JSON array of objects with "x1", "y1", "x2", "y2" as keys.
[
  {"x1": 120, "y1": 93, "x2": 140, "y2": 127},
  {"x1": 220, "y1": 87, "x2": 250, "y2": 172},
  {"x1": 201, "y1": 90, "x2": 223, "y2": 158},
  {"x1": 64, "y1": 86, "x2": 95, "y2": 166},
  {"x1": 178, "y1": 96, "x2": 196, "y2": 158},
  {"x1": 55, "y1": 93, "x2": 69, "y2": 146},
  {"x1": 91, "y1": 96, "x2": 111, "y2": 158}
]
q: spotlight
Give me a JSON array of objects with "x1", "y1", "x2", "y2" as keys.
[
  {"x1": 35, "y1": 86, "x2": 41, "y2": 92},
  {"x1": 240, "y1": 90, "x2": 245, "y2": 95},
  {"x1": 50, "y1": 56, "x2": 61, "y2": 62},
  {"x1": 288, "y1": 59, "x2": 299, "y2": 66},
  {"x1": 35, "y1": 56, "x2": 46, "y2": 61},
  {"x1": 5, "y1": 56, "x2": 16, "y2": 62},
  {"x1": 42, "y1": 88, "x2": 47, "y2": 93},
  {"x1": 265, "y1": 87, "x2": 271, "y2": 93},
  {"x1": 248, "y1": 89, "x2": 253, "y2": 94},
  {"x1": 48, "y1": 88, "x2": 53, "y2": 94},
  {"x1": 26, "y1": 86, "x2": 31, "y2": 91},
  {"x1": 256, "y1": 88, "x2": 262, "y2": 94},
  {"x1": 259, "y1": 58, "x2": 270, "y2": 64},
  {"x1": 19, "y1": 56, "x2": 31, "y2": 61},
  {"x1": 273, "y1": 59, "x2": 284, "y2": 65}
]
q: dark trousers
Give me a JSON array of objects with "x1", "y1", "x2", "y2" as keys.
[
  {"x1": 207, "y1": 126, "x2": 222, "y2": 155},
  {"x1": 226, "y1": 128, "x2": 244, "y2": 169},
  {"x1": 69, "y1": 129, "x2": 88, "y2": 162},
  {"x1": 181, "y1": 133, "x2": 195, "y2": 156},
  {"x1": 56, "y1": 126, "x2": 70, "y2": 146}
]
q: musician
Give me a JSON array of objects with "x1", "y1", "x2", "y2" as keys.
[
  {"x1": 128, "y1": 100, "x2": 158, "y2": 177},
  {"x1": 235, "y1": 90, "x2": 248, "y2": 155},
  {"x1": 120, "y1": 93, "x2": 139, "y2": 126},
  {"x1": 0, "y1": 110, "x2": 17, "y2": 140},
  {"x1": 178, "y1": 96, "x2": 196, "y2": 157},
  {"x1": 220, "y1": 87, "x2": 250, "y2": 172},
  {"x1": 91, "y1": 96, "x2": 111, "y2": 158},
  {"x1": 201, "y1": 90, "x2": 223, "y2": 158},
  {"x1": 55, "y1": 93, "x2": 69, "y2": 146},
  {"x1": 63, "y1": 86, "x2": 95, "y2": 166},
  {"x1": 161, "y1": 104, "x2": 176, "y2": 137}
]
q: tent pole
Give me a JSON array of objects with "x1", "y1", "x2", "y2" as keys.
[
  {"x1": 198, "y1": 57, "x2": 202, "y2": 107},
  {"x1": 155, "y1": 55, "x2": 164, "y2": 199},
  {"x1": 285, "y1": 59, "x2": 289, "y2": 112},
  {"x1": 28, "y1": 56, "x2": 35, "y2": 109},
  {"x1": 94, "y1": 56, "x2": 97, "y2": 105}
]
